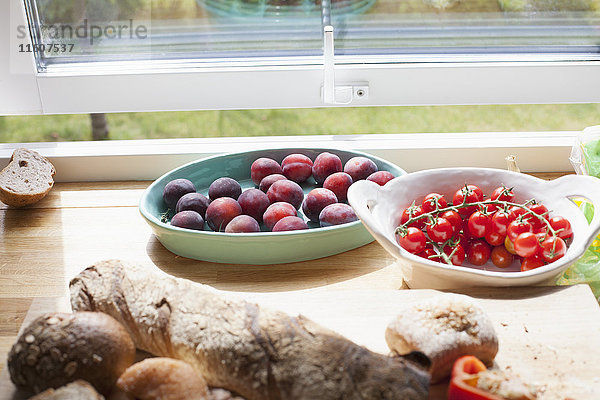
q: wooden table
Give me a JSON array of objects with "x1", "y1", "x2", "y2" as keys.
[{"x1": 2, "y1": 177, "x2": 600, "y2": 399}]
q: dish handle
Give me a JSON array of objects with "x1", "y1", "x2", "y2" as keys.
[
  {"x1": 544, "y1": 174, "x2": 600, "y2": 253},
  {"x1": 348, "y1": 180, "x2": 400, "y2": 255}
]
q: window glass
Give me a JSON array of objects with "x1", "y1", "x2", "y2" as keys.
[
  {"x1": 28, "y1": 0, "x2": 323, "y2": 67},
  {"x1": 25, "y1": 0, "x2": 600, "y2": 70},
  {"x1": 338, "y1": 0, "x2": 600, "y2": 57},
  {"x1": 1, "y1": 104, "x2": 597, "y2": 142}
]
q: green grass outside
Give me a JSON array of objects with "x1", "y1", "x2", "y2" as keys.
[{"x1": 1, "y1": 104, "x2": 599, "y2": 143}]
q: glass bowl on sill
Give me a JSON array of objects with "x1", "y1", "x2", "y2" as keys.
[{"x1": 198, "y1": 0, "x2": 376, "y2": 18}]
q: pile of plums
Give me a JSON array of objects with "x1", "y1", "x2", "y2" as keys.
[{"x1": 161, "y1": 152, "x2": 395, "y2": 233}]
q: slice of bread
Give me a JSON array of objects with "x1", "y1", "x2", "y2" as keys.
[{"x1": 0, "y1": 148, "x2": 55, "y2": 207}]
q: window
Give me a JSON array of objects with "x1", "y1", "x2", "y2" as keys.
[
  {"x1": 0, "y1": 0, "x2": 596, "y2": 180},
  {"x1": 3, "y1": 0, "x2": 600, "y2": 114},
  {"x1": 26, "y1": 0, "x2": 600, "y2": 64}
]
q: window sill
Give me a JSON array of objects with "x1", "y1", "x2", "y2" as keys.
[{"x1": 0, "y1": 131, "x2": 577, "y2": 182}]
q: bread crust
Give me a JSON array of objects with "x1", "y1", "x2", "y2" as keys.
[
  {"x1": 117, "y1": 357, "x2": 209, "y2": 400},
  {"x1": 0, "y1": 148, "x2": 55, "y2": 207},
  {"x1": 29, "y1": 380, "x2": 104, "y2": 400},
  {"x1": 8, "y1": 312, "x2": 135, "y2": 395},
  {"x1": 385, "y1": 293, "x2": 498, "y2": 383},
  {"x1": 70, "y1": 260, "x2": 430, "y2": 400}
]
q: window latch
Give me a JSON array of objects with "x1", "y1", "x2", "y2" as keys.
[{"x1": 321, "y1": 24, "x2": 369, "y2": 105}]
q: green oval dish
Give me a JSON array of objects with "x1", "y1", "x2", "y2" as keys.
[{"x1": 139, "y1": 148, "x2": 406, "y2": 264}]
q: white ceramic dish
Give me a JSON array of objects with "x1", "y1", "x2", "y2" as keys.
[{"x1": 347, "y1": 168, "x2": 600, "y2": 289}]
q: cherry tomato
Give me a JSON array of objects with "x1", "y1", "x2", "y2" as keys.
[
  {"x1": 455, "y1": 232, "x2": 469, "y2": 248},
  {"x1": 549, "y1": 216, "x2": 573, "y2": 240},
  {"x1": 488, "y1": 186, "x2": 514, "y2": 212},
  {"x1": 491, "y1": 210, "x2": 511, "y2": 236},
  {"x1": 521, "y1": 254, "x2": 545, "y2": 271},
  {"x1": 400, "y1": 187, "x2": 571, "y2": 269},
  {"x1": 453, "y1": 185, "x2": 482, "y2": 216},
  {"x1": 528, "y1": 203, "x2": 549, "y2": 218},
  {"x1": 491, "y1": 245, "x2": 514, "y2": 268},
  {"x1": 399, "y1": 208, "x2": 411, "y2": 225},
  {"x1": 411, "y1": 206, "x2": 428, "y2": 230},
  {"x1": 468, "y1": 185, "x2": 484, "y2": 202},
  {"x1": 491, "y1": 185, "x2": 515, "y2": 202},
  {"x1": 504, "y1": 236, "x2": 517, "y2": 255},
  {"x1": 467, "y1": 211, "x2": 492, "y2": 238},
  {"x1": 422, "y1": 193, "x2": 448, "y2": 213},
  {"x1": 466, "y1": 239, "x2": 491, "y2": 266},
  {"x1": 418, "y1": 245, "x2": 441, "y2": 262},
  {"x1": 527, "y1": 203, "x2": 549, "y2": 230},
  {"x1": 540, "y1": 236, "x2": 567, "y2": 263},
  {"x1": 462, "y1": 226, "x2": 478, "y2": 241},
  {"x1": 427, "y1": 217, "x2": 454, "y2": 243},
  {"x1": 507, "y1": 219, "x2": 533, "y2": 242},
  {"x1": 400, "y1": 205, "x2": 426, "y2": 230},
  {"x1": 443, "y1": 244, "x2": 466, "y2": 266},
  {"x1": 439, "y1": 210, "x2": 463, "y2": 235},
  {"x1": 508, "y1": 205, "x2": 528, "y2": 222},
  {"x1": 485, "y1": 230, "x2": 505, "y2": 246},
  {"x1": 535, "y1": 230, "x2": 549, "y2": 244},
  {"x1": 513, "y1": 232, "x2": 540, "y2": 258},
  {"x1": 396, "y1": 227, "x2": 426, "y2": 254},
  {"x1": 480, "y1": 203, "x2": 497, "y2": 214}
]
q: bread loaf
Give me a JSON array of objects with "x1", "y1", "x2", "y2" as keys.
[
  {"x1": 69, "y1": 260, "x2": 430, "y2": 400},
  {"x1": 8, "y1": 312, "x2": 135, "y2": 395},
  {"x1": 209, "y1": 388, "x2": 246, "y2": 400},
  {"x1": 0, "y1": 148, "x2": 55, "y2": 207},
  {"x1": 116, "y1": 357, "x2": 209, "y2": 400},
  {"x1": 385, "y1": 293, "x2": 498, "y2": 383},
  {"x1": 29, "y1": 380, "x2": 104, "y2": 400}
]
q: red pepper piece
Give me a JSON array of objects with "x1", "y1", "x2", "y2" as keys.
[{"x1": 448, "y1": 355, "x2": 504, "y2": 400}]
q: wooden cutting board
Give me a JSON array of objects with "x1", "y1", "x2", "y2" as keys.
[{"x1": 1, "y1": 285, "x2": 600, "y2": 400}]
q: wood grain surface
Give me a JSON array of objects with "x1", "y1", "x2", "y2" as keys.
[
  {"x1": 2, "y1": 173, "x2": 598, "y2": 400},
  {"x1": 1, "y1": 286, "x2": 599, "y2": 400}
]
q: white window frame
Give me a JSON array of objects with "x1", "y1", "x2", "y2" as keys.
[
  {"x1": 4, "y1": 0, "x2": 600, "y2": 114},
  {"x1": 0, "y1": 131, "x2": 578, "y2": 182},
  {"x1": 0, "y1": 0, "x2": 587, "y2": 178}
]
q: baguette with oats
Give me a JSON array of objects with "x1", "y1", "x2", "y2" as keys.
[{"x1": 69, "y1": 260, "x2": 430, "y2": 400}]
